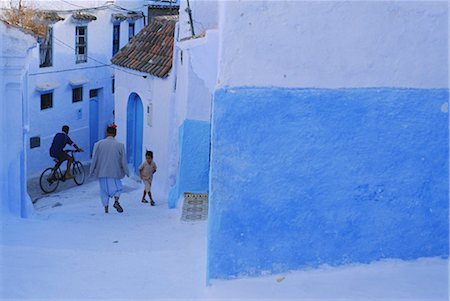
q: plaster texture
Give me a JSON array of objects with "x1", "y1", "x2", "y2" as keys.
[
  {"x1": 169, "y1": 119, "x2": 210, "y2": 208},
  {"x1": 217, "y1": 1, "x2": 448, "y2": 89},
  {"x1": 206, "y1": 0, "x2": 449, "y2": 280},
  {"x1": 208, "y1": 87, "x2": 449, "y2": 279},
  {"x1": 168, "y1": 29, "x2": 218, "y2": 207},
  {"x1": 178, "y1": 0, "x2": 218, "y2": 40}
]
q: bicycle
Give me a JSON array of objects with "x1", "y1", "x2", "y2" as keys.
[{"x1": 39, "y1": 150, "x2": 86, "y2": 193}]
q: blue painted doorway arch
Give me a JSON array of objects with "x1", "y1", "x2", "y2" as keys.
[{"x1": 126, "y1": 93, "x2": 143, "y2": 175}]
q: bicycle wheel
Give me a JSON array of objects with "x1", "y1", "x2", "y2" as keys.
[
  {"x1": 39, "y1": 167, "x2": 59, "y2": 193},
  {"x1": 72, "y1": 161, "x2": 85, "y2": 185}
]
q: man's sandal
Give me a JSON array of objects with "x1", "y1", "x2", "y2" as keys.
[{"x1": 113, "y1": 202, "x2": 123, "y2": 213}]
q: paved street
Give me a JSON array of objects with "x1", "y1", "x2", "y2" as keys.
[{"x1": 27, "y1": 163, "x2": 95, "y2": 204}]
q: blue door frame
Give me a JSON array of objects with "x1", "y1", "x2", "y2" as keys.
[
  {"x1": 89, "y1": 96, "x2": 99, "y2": 156},
  {"x1": 127, "y1": 93, "x2": 143, "y2": 175}
]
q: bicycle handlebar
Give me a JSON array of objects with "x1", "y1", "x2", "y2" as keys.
[{"x1": 66, "y1": 149, "x2": 84, "y2": 153}]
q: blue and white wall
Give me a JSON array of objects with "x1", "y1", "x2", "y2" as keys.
[
  {"x1": 24, "y1": 2, "x2": 146, "y2": 177},
  {"x1": 0, "y1": 22, "x2": 36, "y2": 217},
  {"x1": 168, "y1": 13, "x2": 219, "y2": 208},
  {"x1": 114, "y1": 66, "x2": 175, "y2": 200},
  {"x1": 208, "y1": 1, "x2": 449, "y2": 280}
]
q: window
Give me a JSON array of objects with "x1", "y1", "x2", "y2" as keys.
[
  {"x1": 41, "y1": 93, "x2": 53, "y2": 110},
  {"x1": 72, "y1": 87, "x2": 83, "y2": 103},
  {"x1": 128, "y1": 22, "x2": 135, "y2": 41},
  {"x1": 39, "y1": 27, "x2": 53, "y2": 67},
  {"x1": 76, "y1": 26, "x2": 87, "y2": 63},
  {"x1": 30, "y1": 136, "x2": 41, "y2": 149},
  {"x1": 89, "y1": 89, "x2": 98, "y2": 98},
  {"x1": 112, "y1": 78, "x2": 115, "y2": 94},
  {"x1": 113, "y1": 24, "x2": 120, "y2": 55}
]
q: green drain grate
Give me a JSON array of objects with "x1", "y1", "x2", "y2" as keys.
[{"x1": 181, "y1": 192, "x2": 208, "y2": 221}]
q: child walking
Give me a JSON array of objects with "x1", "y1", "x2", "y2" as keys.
[{"x1": 139, "y1": 150, "x2": 157, "y2": 206}]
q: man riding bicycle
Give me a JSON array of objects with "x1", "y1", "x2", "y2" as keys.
[{"x1": 50, "y1": 125, "x2": 83, "y2": 180}]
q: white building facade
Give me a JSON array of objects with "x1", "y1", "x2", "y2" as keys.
[
  {"x1": 207, "y1": 0, "x2": 449, "y2": 281},
  {"x1": 112, "y1": 16, "x2": 177, "y2": 200},
  {"x1": 0, "y1": 21, "x2": 36, "y2": 217},
  {"x1": 165, "y1": 0, "x2": 218, "y2": 208},
  {"x1": 12, "y1": 0, "x2": 147, "y2": 177}
]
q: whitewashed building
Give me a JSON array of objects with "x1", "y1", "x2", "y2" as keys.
[
  {"x1": 166, "y1": 0, "x2": 218, "y2": 208},
  {"x1": 112, "y1": 1, "x2": 218, "y2": 207},
  {"x1": 139, "y1": 0, "x2": 450, "y2": 283},
  {"x1": 2, "y1": 0, "x2": 147, "y2": 177},
  {"x1": 0, "y1": 20, "x2": 36, "y2": 217},
  {"x1": 206, "y1": 0, "x2": 449, "y2": 282},
  {"x1": 112, "y1": 15, "x2": 177, "y2": 200}
]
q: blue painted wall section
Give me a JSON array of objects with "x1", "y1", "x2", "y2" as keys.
[
  {"x1": 208, "y1": 87, "x2": 449, "y2": 279},
  {"x1": 168, "y1": 119, "x2": 211, "y2": 208}
]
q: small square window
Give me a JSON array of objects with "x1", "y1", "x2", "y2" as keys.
[
  {"x1": 41, "y1": 92, "x2": 53, "y2": 110},
  {"x1": 72, "y1": 87, "x2": 83, "y2": 103},
  {"x1": 89, "y1": 89, "x2": 98, "y2": 98},
  {"x1": 30, "y1": 136, "x2": 41, "y2": 149}
]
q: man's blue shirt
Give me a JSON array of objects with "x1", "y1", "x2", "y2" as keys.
[{"x1": 50, "y1": 132, "x2": 73, "y2": 158}]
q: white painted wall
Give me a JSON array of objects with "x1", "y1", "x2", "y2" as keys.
[
  {"x1": 217, "y1": 1, "x2": 449, "y2": 89},
  {"x1": 22, "y1": 3, "x2": 146, "y2": 177},
  {"x1": 173, "y1": 29, "x2": 218, "y2": 126},
  {"x1": 167, "y1": 29, "x2": 218, "y2": 193},
  {"x1": 0, "y1": 22, "x2": 36, "y2": 217},
  {"x1": 114, "y1": 68, "x2": 175, "y2": 199},
  {"x1": 178, "y1": 0, "x2": 218, "y2": 39}
]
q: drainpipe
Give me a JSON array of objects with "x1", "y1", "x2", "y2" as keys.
[{"x1": 186, "y1": 0, "x2": 195, "y2": 37}]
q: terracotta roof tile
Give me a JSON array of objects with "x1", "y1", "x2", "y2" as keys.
[{"x1": 112, "y1": 16, "x2": 177, "y2": 78}]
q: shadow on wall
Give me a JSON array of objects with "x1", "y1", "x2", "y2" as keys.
[{"x1": 168, "y1": 119, "x2": 211, "y2": 208}]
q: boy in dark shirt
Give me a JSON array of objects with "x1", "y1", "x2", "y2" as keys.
[{"x1": 50, "y1": 125, "x2": 83, "y2": 180}]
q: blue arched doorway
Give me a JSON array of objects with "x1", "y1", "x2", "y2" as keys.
[{"x1": 127, "y1": 93, "x2": 143, "y2": 175}]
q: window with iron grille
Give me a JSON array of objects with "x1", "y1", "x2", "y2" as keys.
[
  {"x1": 76, "y1": 26, "x2": 87, "y2": 63},
  {"x1": 72, "y1": 87, "x2": 83, "y2": 103},
  {"x1": 41, "y1": 92, "x2": 53, "y2": 110},
  {"x1": 39, "y1": 27, "x2": 53, "y2": 68},
  {"x1": 128, "y1": 23, "x2": 135, "y2": 41},
  {"x1": 113, "y1": 24, "x2": 120, "y2": 55}
]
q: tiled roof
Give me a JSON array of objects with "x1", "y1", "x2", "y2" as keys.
[{"x1": 111, "y1": 16, "x2": 177, "y2": 78}]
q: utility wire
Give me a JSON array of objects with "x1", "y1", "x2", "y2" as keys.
[
  {"x1": 28, "y1": 64, "x2": 111, "y2": 76},
  {"x1": 58, "y1": 0, "x2": 88, "y2": 9},
  {"x1": 29, "y1": 36, "x2": 149, "y2": 77},
  {"x1": 53, "y1": 36, "x2": 148, "y2": 77}
]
